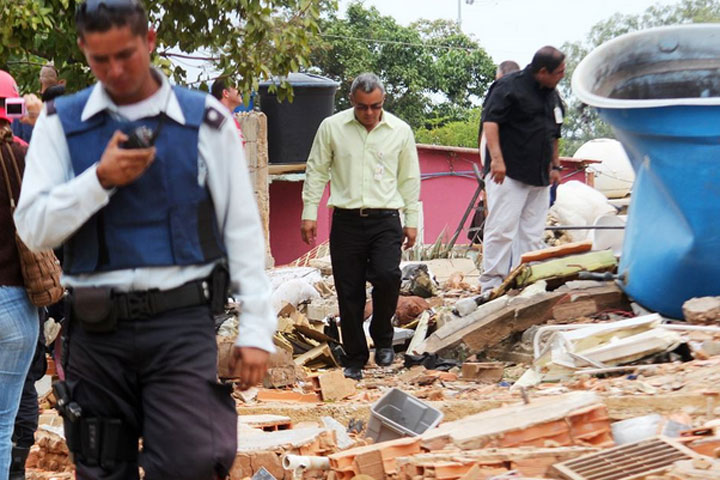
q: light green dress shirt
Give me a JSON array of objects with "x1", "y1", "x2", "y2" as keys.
[{"x1": 301, "y1": 108, "x2": 421, "y2": 227}]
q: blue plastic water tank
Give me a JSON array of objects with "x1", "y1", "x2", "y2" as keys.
[{"x1": 573, "y1": 24, "x2": 720, "y2": 318}]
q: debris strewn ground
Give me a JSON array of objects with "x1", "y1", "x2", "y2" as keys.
[{"x1": 26, "y1": 238, "x2": 720, "y2": 480}]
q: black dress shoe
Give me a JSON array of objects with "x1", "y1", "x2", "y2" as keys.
[
  {"x1": 343, "y1": 367, "x2": 363, "y2": 380},
  {"x1": 375, "y1": 347, "x2": 395, "y2": 367}
]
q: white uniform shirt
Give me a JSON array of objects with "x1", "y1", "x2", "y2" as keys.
[{"x1": 14, "y1": 71, "x2": 276, "y2": 352}]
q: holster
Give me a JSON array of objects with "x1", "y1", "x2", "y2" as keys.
[
  {"x1": 53, "y1": 381, "x2": 82, "y2": 457},
  {"x1": 210, "y1": 262, "x2": 230, "y2": 315},
  {"x1": 69, "y1": 287, "x2": 117, "y2": 333}
]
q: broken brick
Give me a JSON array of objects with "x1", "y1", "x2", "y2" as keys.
[
  {"x1": 256, "y1": 389, "x2": 321, "y2": 403},
  {"x1": 460, "y1": 362, "x2": 504, "y2": 383}
]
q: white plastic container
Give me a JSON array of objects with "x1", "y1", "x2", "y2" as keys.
[
  {"x1": 574, "y1": 139, "x2": 635, "y2": 198},
  {"x1": 365, "y1": 388, "x2": 443, "y2": 443},
  {"x1": 590, "y1": 214, "x2": 627, "y2": 256}
]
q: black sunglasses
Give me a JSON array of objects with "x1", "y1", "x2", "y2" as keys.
[{"x1": 77, "y1": 0, "x2": 142, "y2": 16}]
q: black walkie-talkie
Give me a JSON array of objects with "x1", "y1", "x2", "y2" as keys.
[{"x1": 120, "y1": 83, "x2": 172, "y2": 149}]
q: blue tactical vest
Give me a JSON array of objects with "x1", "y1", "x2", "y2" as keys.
[{"x1": 54, "y1": 85, "x2": 226, "y2": 274}]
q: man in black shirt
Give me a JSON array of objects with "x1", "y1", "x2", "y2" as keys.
[{"x1": 479, "y1": 46, "x2": 565, "y2": 292}]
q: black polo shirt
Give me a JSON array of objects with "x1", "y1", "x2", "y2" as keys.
[{"x1": 481, "y1": 66, "x2": 564, "y2": 186}]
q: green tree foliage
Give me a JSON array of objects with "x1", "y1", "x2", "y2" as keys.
[
  {"x1": 309, "y1": 2, "x2": 495, "y2": 129},
  {"x1": 415, "y1": 108, "x2": 480, "y2": 148},
  {"x1": 0, "y1": 0, "x2": 335, "y2": 98},
  {"x1": 561, "y1": 0, "x2": 720, "y2": 155}
]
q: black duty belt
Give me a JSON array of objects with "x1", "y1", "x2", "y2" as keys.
[
  {"x1": 113, "y1": 279, "x2": 211, "y2": 320},
  {"x1": 334, "y1": 208, "x2": 398, "y2": 218}
]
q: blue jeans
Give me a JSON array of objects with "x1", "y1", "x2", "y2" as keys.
[{"x1": 0, "y1": 287, "x2": 39, "y2": 477}]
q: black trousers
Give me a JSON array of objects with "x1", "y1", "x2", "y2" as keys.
[
  {"x1": 64, "y1": 305, "x2": 237, "y2": 480},
  {"x1": 330, "y1": 210, "x2": 403, "y2": 368}
]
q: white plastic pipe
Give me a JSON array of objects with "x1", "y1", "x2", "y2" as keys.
[{"x1": 282, "y1": 454, "x2": 330, "y2": 473}]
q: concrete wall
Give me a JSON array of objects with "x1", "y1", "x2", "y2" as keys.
[{"x1": 237, "y1": 112, "x2": 273, "y2": 267}]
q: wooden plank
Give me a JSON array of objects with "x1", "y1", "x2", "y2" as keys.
[
  {"x1": 521, "y1": 240, "x2": 593, "y2": 264},
  {"x1": 557, "y1": 283, "x2": 631, "y2": 312},
  {"x1": 407, "y1": 311, "x2": 431, "y2": 355},
  {"x1": 268, "y1": 163, "x2": 306, "y2": 175},
  {"x1": 552, "y1": 299, "x2": 598, "y2": 322},
  {"x1": 293, "y1": 343, "x2": 337, "y2": 367},
  {"x1": 462, "y1": 292, "x2": 565, "y2": 353},
  {"x1": 515, "y1": 250, "x2": 617, "y2": 288},
  {"x1": 415, "y1": 295, "x2": 512, "y2": 354}
]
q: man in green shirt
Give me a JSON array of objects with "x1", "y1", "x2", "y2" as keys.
[{"x1": 301, "y1": 73, "x2": 421, "y2": 380}]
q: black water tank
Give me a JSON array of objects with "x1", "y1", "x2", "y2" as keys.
[{"x1": 259, "y1": 73, "x2": 339, "y2": 164}]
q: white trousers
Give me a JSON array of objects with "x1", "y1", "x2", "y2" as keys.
[{"x1": 480, "y1": 176, "x2": 549, "y2": 292}]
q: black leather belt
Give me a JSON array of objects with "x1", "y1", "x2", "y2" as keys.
[
  {"x1": 334, "y1": 208, "x2": 398, "y2": 218},
  {"x1": 113, "y1": 279, "x2": 211, "y2": 320}
]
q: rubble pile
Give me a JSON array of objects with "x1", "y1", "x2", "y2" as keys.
[{"x1": 25, "y1": 244, "x2": 720, "y2": 480}]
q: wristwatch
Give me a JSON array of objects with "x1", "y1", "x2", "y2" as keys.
[{"x1": 551, "y1": 165, "x2": 562, "y2": 171}]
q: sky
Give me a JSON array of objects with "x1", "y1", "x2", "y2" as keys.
[{"x1": 337, "y1": 0, "x2": 673, "y2": 66}]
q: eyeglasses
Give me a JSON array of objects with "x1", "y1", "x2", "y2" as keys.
[
  {"x1": 77, "y1": 0, "x2": 142, "y2": 16},
  {"x1": 354, "y1": 102, "x2": 383, "y2": 112}
]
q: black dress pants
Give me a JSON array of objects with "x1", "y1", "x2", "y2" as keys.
[
  {"x1": 330, "y1": 210, "x2": 403, "y2": 368},
  {"x1": 65, "y1": 305, "x2": 237, "y2": 480}
]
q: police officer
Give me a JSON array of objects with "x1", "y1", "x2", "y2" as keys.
[{"x1": 14, "y1": 1, "x2": 276, "y2": 478}]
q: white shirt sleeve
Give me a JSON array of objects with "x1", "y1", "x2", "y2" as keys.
[
  {"x1": 200, "y1": 97, "x2": 277, "y2": 353},
  {"x1": 14, "y1": 107, "x2": 114, "y2": 251}
]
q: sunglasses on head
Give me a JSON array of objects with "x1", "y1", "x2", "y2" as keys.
[{"x1": 77, "y1": 0, "x2": 142, "y2": 16}]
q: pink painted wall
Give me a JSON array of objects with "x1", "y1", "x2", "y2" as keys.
[
  {"x1": 268, "y1": 145, "x2": 594, "y2": 265},
  {"x1": 415, "y1": 145, "x2": 483, "y2": 245},
  {"x1": 268, "y1": 181, "x2": 331, "y2": 265}
]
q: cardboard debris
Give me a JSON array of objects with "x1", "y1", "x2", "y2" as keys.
[{"x1": 293, "y1": 343, "x2": 338, "y2": 369}]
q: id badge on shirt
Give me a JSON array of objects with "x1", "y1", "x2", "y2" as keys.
[
  {"x1": 374, "y1": 164, "x2": 385, "y2": 181},
  {"x1": 554, "y1": 106, "x2": 564, "y2": 124}
]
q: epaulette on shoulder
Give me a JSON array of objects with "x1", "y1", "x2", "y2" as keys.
[{"x1": 203, "y1": 106, "x2": 226, "y2": 130}]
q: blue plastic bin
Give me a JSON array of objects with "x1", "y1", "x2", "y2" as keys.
[{"x1": 573, "y1": 24, "x2": 720, "y2": 318}]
